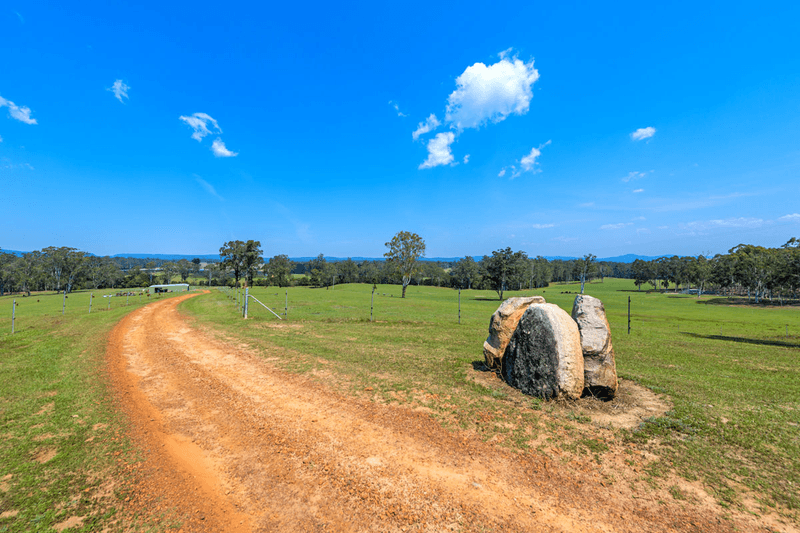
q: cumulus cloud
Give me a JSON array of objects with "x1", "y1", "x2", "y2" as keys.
[
  {"x1": 419, "y1": 132, "x2": 455, "y2": 169},
  {"x1": 108, "y1": 80, "x2": 129, "y2": 103},
  {"x1": 531, "y1": 223, "x2": 555, "y2": 229},
  {"x1": 463, "y1": 154, "x2": 470, "y2": 164},
  {"x1": 388, "y1": 100, "x2": 407, "y2": 117},
  {"x1": 600, "y1": 222, "x2": 632, "y2": 230},
  {"x1": 211, "y1": 138, "x2": 238, "y2": 157},
  {"x1": 0, "y1": 95, "x2": 37, "y2": 124},
  {"x1": 779, "y1": 213, "x2": 800, "y2": 222},
  {"x1": 497, "y1": 168, "x2": 506, "y2": 177},
  {"x1": 633, "y1": 188, "x2": 644, "y2": 193},
  {"x1": 412, "y1": 113, "x2": 441, "y2": 140},
  {"x1": 179, "y1": 112, "x2": 221, "y2": 141},
  {"x1": 445, "y1": 51, "x2": 539, "y2": 131},
  {"x1": 631, "y1": 127, "x2": 656, "y2": 141},
  {"x1": 636, "y1": 228, "x2": 651, "y2": 235}
]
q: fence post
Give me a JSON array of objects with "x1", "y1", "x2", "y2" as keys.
[
  {"x1": 244, "y1": 287, "x2": 249, "y2": 319},
  {"x1": 126, "y1": 293, "x2": 129, "y2": 306},
  {"x1": 89, "y1": 293, "x2": 93, "y2": 314},
  {"x1": 627, "y1": 296, "x2": 631, "y2": 334},
  {"x1": 458, "y1": 288, "x2": 461, "y2": 324},
  {"x1": 62, "y1": 290, "x2": 67, "y2": 315},
  {"x1": 371, "y1": 286, "x2": 375, "y2": 322},
  {"x1": 285, "y1": 289, "x2": 288, "y2": 317},
  {"x1": 107, "y1": 296, "x2": 111, "y2": 311},
  {"x1": 11, "y1": 299, "x2": 16, "y2": 334}
]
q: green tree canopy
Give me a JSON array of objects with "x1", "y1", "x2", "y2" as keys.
[{"x1": 384, "y1": 231, "x2": 426, "y2": 298}]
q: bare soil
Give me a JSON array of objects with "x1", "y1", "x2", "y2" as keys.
[{"x1": 106, "y1": 294, "x2": 777, "y2": 532}]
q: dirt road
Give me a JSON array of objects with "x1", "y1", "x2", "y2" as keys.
[{"x1": 106, "y1": 293, "x2": 741, "y2": 532}]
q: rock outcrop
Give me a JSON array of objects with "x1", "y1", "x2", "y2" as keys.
[
  {"x1": 572, "y1": 295, "x2": 618, "y2": 399},
  {"x1": 502, "y1": 304, "x2": 584, "y2": 400},
  {"x1": 483, "y1": 296, "x2": 546, "y2": 370}
]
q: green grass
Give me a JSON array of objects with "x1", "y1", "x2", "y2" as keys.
[
  {"x1": 0, "y1": 288, "x2": 187, "y2": 532},
  {"x1": 183, "y1": 280, "x2": 800, "y2": 520}
]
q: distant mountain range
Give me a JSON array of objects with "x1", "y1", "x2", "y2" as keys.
[{"x1": 1, "y1": 249, "x2": 669, "y2": 264}]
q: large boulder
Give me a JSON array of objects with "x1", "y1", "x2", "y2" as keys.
[
  {"x1": 483, "y1": 296, "x2": 546, "y2": 370},
  {"x1": 571, "y1": 295, "x2": 618, "y2": 399},
  {"x1": 502, "y1": 304, "x2": 584, "y2": 400}
]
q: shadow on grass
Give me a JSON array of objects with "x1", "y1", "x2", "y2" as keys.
[
  {"x1": 471, "y1": 360, "x2": 494, "y2": 372},
  {"x1": 696, "y1": 297, "x2": 800, "y2": 307},
  {"x1": 681, "y1": 331, "x2": 800, "y2": 348},
  {"x1": 471, "y1": 297, "x2": 503, "y2": 302}
]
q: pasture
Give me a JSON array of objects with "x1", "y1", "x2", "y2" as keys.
[
  {"x1": 182, "y1": 279, "x2": 800, "y2": 523},
  {"x1": 0, "y1": 289, "x2": 187, "y2": 532},
  {"x1": 0, "y1": 279, "x2": 797, "y2": 530}
]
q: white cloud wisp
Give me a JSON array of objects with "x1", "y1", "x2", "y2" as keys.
[
  {"x1": 419, "y1": 132, "x2": 455, "y2": 169},
  {"x1": 631, "y1": 127, "x2": 656, "y2": 141},
  {"x1": 108, "y1": 80, "x2": 130, "y2": 103},
  {"x1": 179, "y1": 112, "x2": 221, "y2": 141},
  {"x1": 211, "y1": 138, "x2": 238, "y2": 158},
  {"x1": 0, "y1": 95, "x2": 37, "y2": 125},
  {"x1": 412, "y1": 114, "x2": 441, "y2": 141}
]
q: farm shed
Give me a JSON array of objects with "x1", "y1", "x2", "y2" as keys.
[{"x1": 148, "y1": 283, "x2": 190, "y2": 294}]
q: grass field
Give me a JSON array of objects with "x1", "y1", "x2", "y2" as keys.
[
  {"x1": 182, "y1": 280, "x2": 800, "y2": 522},
  {"x1": 0, "y1": 288, "x2": 187, "y2": 532},
  {"x1": 0, "y1": 279, "x2": 797, "y2": 530}
]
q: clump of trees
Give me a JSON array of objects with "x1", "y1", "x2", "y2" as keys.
[{"x1": 629, "y1": 240, "x2": 800, "y2": 303}]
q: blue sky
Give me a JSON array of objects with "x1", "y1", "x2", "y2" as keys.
[{"x1": 2, "y1": 1, "x2": 799, "y2": 258}]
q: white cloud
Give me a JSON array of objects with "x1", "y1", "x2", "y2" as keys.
[
  {"x1": 631, "y1": 127, "x2": 656, "y2": 141},
  {"x1": 679, "y1": 217, "x2": 767, "y2": 235},
  {"x1": 179, "y1": 112, "x2": 221, "y2": 141},
  {"x1": 497, "y1": 168, "x2": 506, "y2": 177},
  {"x1": 600, "y1": 222, "x2": 632, "y2": 230},
  {"x1": 579, "y1": 202, "x2": 594, "y2": 207},
  {"x1": 0, "y1": 134, "x2": 3, "y2": 142},
  {"x1": 108, "y1": 80, "x2": 129, "y2": 103},
  {"x1": 636, "y1": 228, "x2": 651, "y2": 235},
  {"x1": 388, "y1": 100, "x2": 407, "y2": 117},
  {"x1": 0, "y1": 95, "x2": 37, "y2": 124},
  {"x1": 633, "y1": 188, "x2": 644, "y2": 193},
  {"x1": 194, "y1": 175, "x2": 224, "y2": 201},
  {"x1": 419, "y1": 132, "x2": 455, "y2": 169},
  {"x1": 412, "y1": 113, "x2": 441, "y2": 140},
  {"x1": 779, "y1": 213, "x2": 800, "y2": 222},
  {"x1": 622, "y1": 170, "x2": 648, "y2": 182},
  {"x1": 15, "y1": 11, "x2": 24, "y2": 23},
  {"x1": 211, "y1": 138, "x2": 238, "y2": 157},
  {"x1": 530, "y1": 223, "x2": 555, "y2": 229},
  {"x1": 553, "y1": 236, "x2": 578, "y2": 242},
  {"x1": 445, "y1": 51, "x2": 539, "y2": 131},
  {"x1": 463, "y1": 154, "x2": 470, "y2": 164},
  {"x1": 505, "y1": 140, "x2": 551, "y2": 178}
]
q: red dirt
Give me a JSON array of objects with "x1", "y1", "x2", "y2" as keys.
[{"x1": 106, "y1": 293, "x2": 766, "y2": 532}]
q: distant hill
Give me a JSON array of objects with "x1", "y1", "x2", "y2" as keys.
[{"x1": 2, "y1": 250, "x2": 668, "y2": 264}]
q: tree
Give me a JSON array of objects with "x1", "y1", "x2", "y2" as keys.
[
  {"x1": 451, "y1": 256, "x2": 481, "y2": 289},
  {"x1": 160, "y1": 262, "x2": 178, "y2": 285},
  {"x1": 177, "y1": 259, "x2": 192, "y2": 283},
  {"x1": 265, "y1": 254, "x2": 293, "y2": 287},
  {"x1": 576, "y1": 254, "x2": 596, "y2": 294},
  {"x1": 631, "y1": 259, "x2": 651, "y2": 291},
  {"x1": 482, "y1": 247, "x2": 527, "y2": 300},
  {"x1": 42, "y1": 246, "x2": 86, "y2": 293},
  {"x1": 308, "y1": 254, "x2": 328, "y2": 287},
  {"x1": 219, "y1": 240, "x2": 263, "y2": 288},
  {"x1": 384, "y1": 231, "x2": 426, "y2": 298}
]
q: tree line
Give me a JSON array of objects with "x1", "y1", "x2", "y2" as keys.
[
  {"x1": 629, "y1": 240, "x2": 800, "y2": 303},
  {"x1": 2, "y1": 236, "x2": 797, "y2": 303}
]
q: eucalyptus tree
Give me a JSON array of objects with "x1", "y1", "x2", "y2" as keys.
[
  {"x1": 384, "y1": 231, "x2": 426, "y2": 298},
  {"x1": 451, "y1": 256, "x2": 481, "y2": 289},
  {"x1": 482, "y1": 247, "x2": 527, "y2": 300}
]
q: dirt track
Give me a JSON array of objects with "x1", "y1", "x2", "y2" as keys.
[{"x1": 106, "y1": 293, "x2": 746, "y2": 532}]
